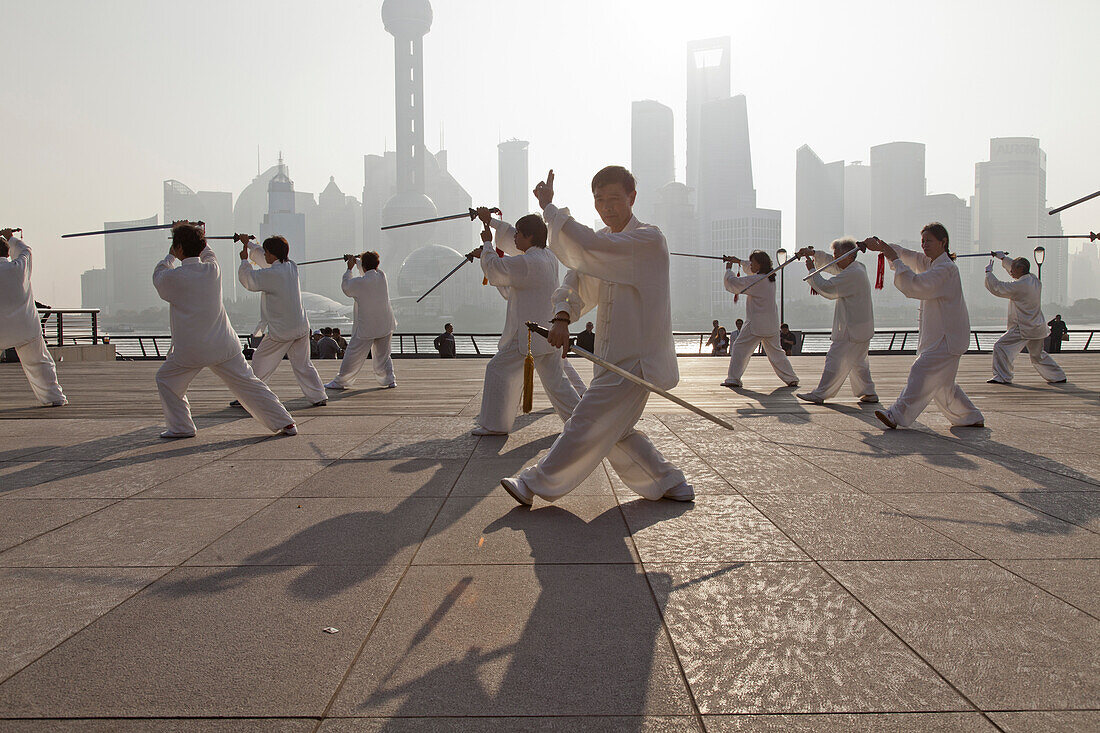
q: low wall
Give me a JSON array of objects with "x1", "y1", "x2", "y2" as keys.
[{"x1": 46, "y1": 344, "x2": 116, "y2": 363}]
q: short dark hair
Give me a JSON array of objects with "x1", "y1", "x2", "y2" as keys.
[
  {"x1": 262, "y1": 235, "x2": 290, "y2": 262},
  {"x1": 333, "y1": 328, "x2": 341, "y2": 335},
  {"x1": 1014, "y1": 257, "x2": 1031, "y2": 274},
  {"x1": 444, "y1": 323, "x2": 453, "y2": 330},
  {"x1": 515, "y1": 214, "x2": 548, "y2": 247},
  {"x1": 322, "y1": 327, "x2": 332, "y2": 335},
  {"x1": 172, "y1": 223, "x2": 206, "y2": 258},
  {"x1": 749, "y1": 250, "x2": 776, "y2": 281},
  {"x1": 0, "y1": 239, "x2": 8, "y2": 257},
  {"x1": 591, "y1": 165, "x2": 636, "y2": 194},
  {"x1": 360, "y1": 251, "x2": 380, "y2": 270}
]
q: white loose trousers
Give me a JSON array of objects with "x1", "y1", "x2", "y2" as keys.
[
  {"x1": 884, "y1": 339, "x2": 983, "y2": 427},
  {"x1": 330, "y1": 334, "x2": 394, "y2": 388},
  {"x1": 725, "y1": 330, "x2": 798, "y2": 385},
  {"x1": 518, "y1": 364, "x2": 686, "y2": 501},
  {"x1": 12, "y1": 336, "x2": 66, "y2": 405},
  {"x1": 991, "y1": 327, "x2": 1065, "y2": 383},
  {"x1": 250, "y1": 334, "x2": 328, "y2": 403},
  {"x1": 477, "y1": 349, "x2": 582, "y2": 433},
  {"x1": 807, "y1": 339, "x2": 876, "y2": 401},
  {"x1": 156, "y1": 352, "x2": 294, "y2": 435}
]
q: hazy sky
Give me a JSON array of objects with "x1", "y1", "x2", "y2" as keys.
[{"x1": 3, "y1": 0, "x2": 1097, "y2": 304}]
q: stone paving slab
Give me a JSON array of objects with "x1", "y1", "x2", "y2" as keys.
[{"x1": 0, "y1": 355, "x2": 1097, "y2": 728}]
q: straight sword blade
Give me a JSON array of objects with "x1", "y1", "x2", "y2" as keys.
[
  {"x1": 381, "y1": 209, "x2": 475, "y2": 231},
  {"x1": 417, "y1": 257, "x2": 473, "y2": 303},
  {"x1": 62, "y1": 222, "x2": 182, "y2": 239},
  {"x1": 525, "y1": 322, "x2": 735, "y2": 431}
]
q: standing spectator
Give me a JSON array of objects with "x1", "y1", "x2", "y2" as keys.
[
  {"x1": 332, "y1": 327, "x2": 348, "y2": 353},
  {"x1": 1047, "y1": 314, "x2": 1068, "y2": 353},
  {"x1": 310, "y1": 330, "x2": 321, "y2": 359},
  {"x1": 712, "y1": 327, "x2": 730, "y2": 356},
  {"x1": 434, "y1": 323, "x2": 456, "y2": 358},
  {"x1": 575, "y1": 321, "x2": 596, "y2": 352},
  {"x1": 317, "y1": 328, "x2": 341, "y2": 359},
  {"x1": 731, "y1": 318, "x2": 743, "y2": 342},
  {"x1": 780, "y1": 323, "x2": 797, "y2": 356}
]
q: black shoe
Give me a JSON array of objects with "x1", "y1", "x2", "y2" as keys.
[
  {"x1": 1050, "y1": 379, "x2": 1067, "y2": 384},
  {"x1": 229, "y1": 400, "x2": 243, "y2": 407},
  {"x1": 986, "y1": 379, "x2": 1009, "y2": 385},
  {"x1": 312, "y1": 399, "x2": 328, "y2": 407}
]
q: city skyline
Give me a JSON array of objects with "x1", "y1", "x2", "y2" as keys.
[{"x1": 2, "y1": 0, "x2": 1097, "y2": 308}]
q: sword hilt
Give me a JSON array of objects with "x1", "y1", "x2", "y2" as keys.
[{"x1": 525, "y1": 321, "x2": 576, "y2": 348}]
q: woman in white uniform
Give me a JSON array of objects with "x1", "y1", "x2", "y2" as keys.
[
  {"x1": 984, "y1": 252, "x2": 1065, "y2": 385},
  {"x1": 864, "y1": 223, "x2": 984, "y2": 429},
  {"x1": 471, "y1": 209, "x2": 583, "y2": 435},
  {"x1": 325, "y1": 251, "x2": 397, "y2": 391},
  {"x1": 720, "y1": 250, "x2": 799, "y2": 389},
  {"x1": 237, "y1": 235, "x2": 328, "y2": 406},
  {"x1": 0, "y1": 229, "x2": 66, "y2": 406}
]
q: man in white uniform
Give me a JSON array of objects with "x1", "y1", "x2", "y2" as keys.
[
  {"x1": 0, "y1": 229, "x2": 66, "y2": 406},
  {"x1": 864, "y1": 224, "x2": 984, "y2": 429},
  {"x1": 237, "y1": 235, "x2": 328, "y2": 406},
  {"x1": 470, "y1": 208, "x2": 582, "y2": 435},
  {"x1": 795, "y1": 239, "x2": 878, "y2": 404},
  {"x1": 500, "y1": 167, "x2": 693, "y2": 506},
  {"x1": 984, "y1": 252, "x2": 1066, "y2": 385},
  {"x1": 325, "y1": 251, "x2": 397, "y2": 390},
  {"x1": 153, "y1": 222, "x2": 297, "y2": 438}
]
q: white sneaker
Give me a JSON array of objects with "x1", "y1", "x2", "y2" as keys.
[
  {"x1": 500, "y1": 477, "x2": 534, "y2": 506},
  {"x1": 324, "y1": 381, "x2": 347, "y2": 391},
  {"x1": 471, "y1": 426, "x2": 507, "y2": 436},
  {"x1": 796, "y1": 392, "x2": 824, "y2": 405},
  {"x1": 159, "y1": 430, "x2": 196, "y2": 440},
  {"x1": 279, "y1": 424, "x2": 298, "y2": 436},
  {"x1": 662, "y1": 482, "x2": 695, "y2": 502}
]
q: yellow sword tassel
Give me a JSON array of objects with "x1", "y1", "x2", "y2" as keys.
[{"x1": 521, "y1": 330, "x2": 535, "y2": 414}]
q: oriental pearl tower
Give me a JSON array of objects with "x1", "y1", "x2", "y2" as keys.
[{"x1": 380, "y1": 0, "x2": 439, "y2": 255}]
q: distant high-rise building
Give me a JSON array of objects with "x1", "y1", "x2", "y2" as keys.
[
  {"x1": 1068, "y1": 244, "x2": 1100, "y2": 303},
  {"x1": 164, "y1": 180, "x2": 234, "y2": 301},
  {"x1": 260, "y1": 160, "x2": 307, "y2": 282},
  {"x1": 497, "y1": 139, "x2": 530, "y2": 223},
  {"x1": 697, "y1": 95, "x2": 755, "y2": 217},
  {"x1": 843, "y1": 162, "x2": 872, "y2": 238},
  {"x1": 80, "y1": 268, "x2": 107, "y2": 311},
  {"x1": 870, "y1": 142, "x2": 926, "y2": 243},
  {"x1": 708, "y1": 209, "x2": 781, "y2": 318},
  {"x1": 652, "y1": 182, "x2": 702, "y2": 324},
  {"x1": 795, "y1": 144, "x2": 844, "y2": 248},
  {"x1": 631, "y1": 100, "x2": 675, "y2": 224},
  {"x1": 686, "y1": 37, "x2": 730, "y2": 192},
  {"x1": 104, "y1": 214, "x2": 163, "y2": 316},
  {"x1": 974, "y1": 137, "x2": 1067, "y2": 305},
  {"x1": 302, "y1": 176, "x2": 361, "y2": 301},
  {"x1": 235, "y1": 164, "x2": 283, "y2": 236},
  {"x1": 920, "y1": 193, "x2": 972, "y2": 252}
]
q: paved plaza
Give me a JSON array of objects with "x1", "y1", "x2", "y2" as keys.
[{"x1": 0, "y1": 355, "x2": 1098, "y2": 731}]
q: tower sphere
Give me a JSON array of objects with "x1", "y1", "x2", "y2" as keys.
[{"x1": 382, "y1": 0, "x2": 433, "y2": 37}]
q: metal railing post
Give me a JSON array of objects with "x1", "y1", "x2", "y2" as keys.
[{"x1": 56, "y1": 312, "x2": 64, "y2": 346}]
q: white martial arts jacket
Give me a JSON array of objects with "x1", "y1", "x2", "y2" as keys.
[
  {"x1": 343, "y1": 266, "x2": 397, "y2": 340},
  {"x1": 482, "y1": 220, "x2": 558, "y2": 357},
  {"x1": 723, "y1": 272, "x2": 779, "y2": 337},
  {"x1": 890, "y1": 246, "x2": 970, "y2": 356},
  {"x1": 238, "y1": 244, "x2": 310, "y2": 342},
  {"x1": 807, "y1": 253, "x2": 875, "y2": 342},
  {"x1": 0, "y1": 237, "x2": 44, "y2": 348},
  {"x1": 546, "y1": 204, "x2": 678, "y2": 390},
  {"x1": 985, "y1": 257, "x2": 1049, "y2": 340},
  {"x1": 153, "y1": 247, "x2": 243, "y2": 367}
]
